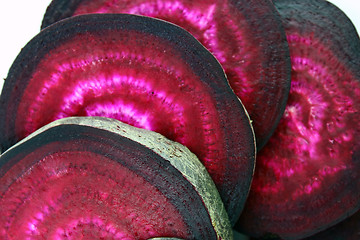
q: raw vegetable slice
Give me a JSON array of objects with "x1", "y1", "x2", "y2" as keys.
[
  {"x1": 0, "y1": 13, "x2": 255, "y2": 225},
  {"x1": 41, "y1": 0, "x2": 291, "y2": 150},
  {"x1": 236, "y1": 0, "x2": 360, "y2": 239},
  {"x1": 0, "y1": 116, "x2": 232, "y2": 239}
]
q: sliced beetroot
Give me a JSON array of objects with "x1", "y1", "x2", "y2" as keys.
[
  {"x1": 41, "y1": 0, "x2": 291, "y2": 150},
  {"x1": 0, "y1": 14, "x2": 255, "y2": 224},
  {"x1": 235, "y1": 0, "x2": 360, "y2": 239},
  {"x1": 0, "y1": 116, "x2": 232, "y2": 239}
]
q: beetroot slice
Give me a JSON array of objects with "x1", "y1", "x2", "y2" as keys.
[
  {"x1": 0, "y1": 116, "x2": 232, "y2": 239},
  {"x1": 41, "y1": 0, "x2": 291, "y2": 150},
  {"x1": 0, "y1": 14, "x2": 255, "y2": 225},
  {"x1": 235, "y1": 0, "x2": 360, "y2": 239}
]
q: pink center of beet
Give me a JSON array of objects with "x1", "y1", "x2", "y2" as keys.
[
  {"x1": 253, "y1": 34, "x2": 359, "y2": 199},
  {"x1": 73, "y1": 0, "x2": 259, "y2": 112},
  {"x1": 240, "y1": 32, "x2": 360, "y2": 236},
  {"x1": 16, "y1": 30, "x2": 227, "y2": 183},
  {"x1": 0, "y1": 151, "x2": 188, "y2": 239}
]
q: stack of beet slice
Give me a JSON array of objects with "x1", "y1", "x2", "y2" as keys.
[
  {"x1": 0, "y1": 0, "x2": 359, "y2": 239},
  {"x1": 0, "y1": 13, "x2": 256, "y2": 226},
  {"x1": 0, "y1": 117, "x2": 232, "y2": 239}
]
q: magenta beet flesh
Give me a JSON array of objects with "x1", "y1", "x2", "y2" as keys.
[
  {"x1": 0, "y1": 14, "x2": 255, "y2": 225},
  {"x1": 41, "y1": 0, "x2": 291, "y2": 150},
  {"x1": 236, "y1": 0, "x2": 360, "y2": 239},
  {"x1": 0, "y1": 120, "x2": 219, "y2": 239}
]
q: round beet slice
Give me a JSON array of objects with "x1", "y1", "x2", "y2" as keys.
[
  {"x1": 235, "y1": 0, "x2": 360, "y2": 239},
  {"x1": 0, "y1": 116, "x2": 232, "y2": 239},
  {"x1": 0, "y1": 14, "x2": 255, "y2": 224},
  {"x1": 41, "y1": 0, "x2": 291, "y2": 150}
]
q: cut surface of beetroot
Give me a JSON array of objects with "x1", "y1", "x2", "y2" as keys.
[
  {"x1": 41, "y1": 0, "x2": 291, "y2": 150},
  {"x1": 0, "y1": 117, "x2": 232, "y2": 239},
  {"x1": 236, "y1": 0, "x2": 360, "y2": 239},
  {"x1": 0, "y1": 14, "x2": 255, "y2": 225}
]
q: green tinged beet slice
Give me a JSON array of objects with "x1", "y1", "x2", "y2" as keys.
[
  {"x1": 0, "y1": 116, "x2": 232, "y2": 239},
  {"x1": 0, "y1": 14, "x2": 255, "y2": 225},
  {"x1": 41, "y1": 0, "x2": 291, "y2": 150},
  {"x1": 235, "y1": 0, "x2": 360, "y2": 239}
]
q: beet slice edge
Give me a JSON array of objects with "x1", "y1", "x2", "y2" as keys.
[
  {"x1": 304, "y1": 207, "x2": 360, "y2": 240},
  {"x1": 0, "y1": 116, "x2": 233, "y2": 239},
  {"x1": 235, "y1": 0, "x2": 360, "y2": 239}
]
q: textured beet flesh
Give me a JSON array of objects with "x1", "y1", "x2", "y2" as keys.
[
  {"x1": 41, "y1": 0, "x2": 291, "y2": 150},
  {"x1": 0, "y1": 120, "x2": 221, "y2": 239},
  {"x1": 236, "y1": 0, "x2": 360, "y2": 239},
  {"x1": 0, "y1": 14, "x2": 255, "y2": 225}
]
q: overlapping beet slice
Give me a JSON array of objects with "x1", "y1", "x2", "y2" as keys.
[
  {"x1": 0, "y1": 116, "x2": 232, "y2": 239},
  {"x1": 41, "y1": 0, "x2": 291, "y2": 150},
  {"x1": 235, "y1": 0, "x2": 360, "y2": 239},
  {"x1": 0, "y1": 13, "x2": 256, "y2": 224}
]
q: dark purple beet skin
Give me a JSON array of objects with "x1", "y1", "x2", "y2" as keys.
[
  {"x1": 0, "y1": 117, "x2": 228, "y2": 239},
  {"x1": 41, "y1": 0, "x2": 291, "y2": 150},
  {"x1": 0, "y1": 14, "x2": 255, "y2": 225},
  {"x1": 235, "y1": 0, "x2": 360, "y2": 239},
  {"x1": 305, "y1": 208, "x2": 360, "y2": 240}
]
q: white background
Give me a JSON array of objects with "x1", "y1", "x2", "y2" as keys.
[{"x1": 0, "y1": 0, "x2": 359, "y2": 93}]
